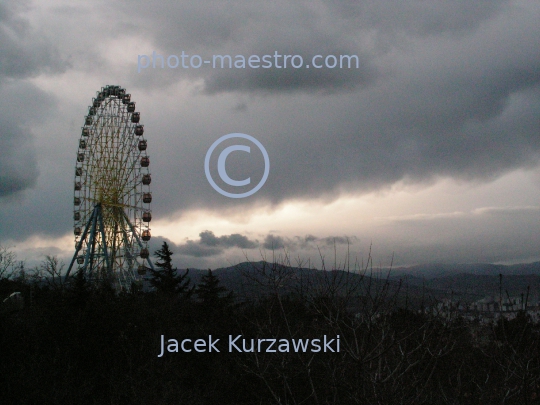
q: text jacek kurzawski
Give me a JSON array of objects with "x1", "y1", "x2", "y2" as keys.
[{"x1": 158, "y1": 335, "x2": 340, "y2": 357}]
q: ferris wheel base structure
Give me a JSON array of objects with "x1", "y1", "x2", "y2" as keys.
[
  {"x1": 67, "y1": 85, "x2": 155, "y2": 292},
  {"x1": 66, "y1": 203, "x2": 155, "y2": 291}
]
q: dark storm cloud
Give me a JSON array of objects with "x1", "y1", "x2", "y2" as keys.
[
  {"x1": 126, "y1": 0, "x2": 509, "y2": 94},
  {"x1": 262, "y1": 234, "x2": 286, "y2": 250},
  {"x1": 120, "y1": 0, "x2": 540, "y2": 219},
  {"x1": 0, "y1": 82, "x2": 56, "y2": 198},
  {"x1": 199, "y1": 230, "x2": 258, "y2": 249},
  {"x1": 159, "y1": 231, "x2": 259, "y2": 258},
  {"x1": 0, "y1": 1, "x2": 66, "y2": 199},
  {"x1": 325, "y1": 0, "x2": 508, "y2": 36},
  {"x1": 0, "y1": 1, "x2": 66, "y2": 81},
  {"x1": 200, "y1": 0, "x2": 510, "y2": 94},
  {"x1": 177, "y1": 241, "x2": 223, "y2": 258},
  {"x1": 203, "y1": 58, "x2": 373, "y2": 95},
  {"x1": 124, "y1": 0, "x2": 377, "y2": 93},
  {"x1": 0, "y1": 120, "x2": 38, "y2": 196},
  {"x1": 263, "y1": 234, "x2": 357, "y2": 251}
]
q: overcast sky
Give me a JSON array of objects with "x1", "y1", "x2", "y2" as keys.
[{"x1": 0, "y1": 0, "x2": 539, "y2": 270}]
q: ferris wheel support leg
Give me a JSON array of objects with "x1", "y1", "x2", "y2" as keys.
[
  {"x1": 66, "y1": 207, "x2": 97, "y2": 279},
  {"x1": 123, "y1": 211, "x2": 155, "y2": 271},
  {"x1": 120, "y1": 227, "x2": 134, "y2": 288},
  {"x1": 85, "y1": 205, "x2": 100, "y2": 280},
  {"x1": 97, "y1": 204, "x2": 112, "y2": 276}
]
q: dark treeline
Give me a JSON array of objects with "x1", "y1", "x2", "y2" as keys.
[{"x1": 1, "y1": 244, "x2": 540, "y2": 404}]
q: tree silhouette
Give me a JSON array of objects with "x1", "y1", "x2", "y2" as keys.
[
  {"x1": 195, "y1": 269, "x2": 233, "y2": 307},
  {"x1": 0, "y1": 244, "x2": 16, "y2": 279},
  {"x1": 149, "y1": 241, "x2": 192, "y2": 297}
]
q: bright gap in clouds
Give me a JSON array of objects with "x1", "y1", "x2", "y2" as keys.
[
  {"x1": 150, "y1": 166, "x2": 540, "y2": 267},
  {"x1": 154, "y1": 166, "x2": 539, "y2": 238}
]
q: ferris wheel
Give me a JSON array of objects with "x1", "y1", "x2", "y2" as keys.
[{"x1": 66, "y1": 85, "x2": 154, "y2": 291}]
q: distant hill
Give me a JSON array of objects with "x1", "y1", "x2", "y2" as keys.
[
  {"x1": 388, "y1": 262, "x2": 540, "y2": 279},
  {"x1": 184, "y1": 261, "x2": 461, "y2": 306},
  {"x1": 184, "y1": 261, "x2": 540, "y2": 305}
]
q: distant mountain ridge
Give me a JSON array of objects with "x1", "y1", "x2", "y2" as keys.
[
  {"x1": 388, "y1": 261, "x2": 540, "y2": 279},
  {"x1": 185, "y1": 261, "x2": 540, "y2": 282},
  {"x1": 184, "y1": 261, "x2": 540, "y2": 304}
]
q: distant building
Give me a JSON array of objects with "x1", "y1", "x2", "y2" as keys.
[{"x1": 427, "y1": 295, "x2": 540, "y2": 324}]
